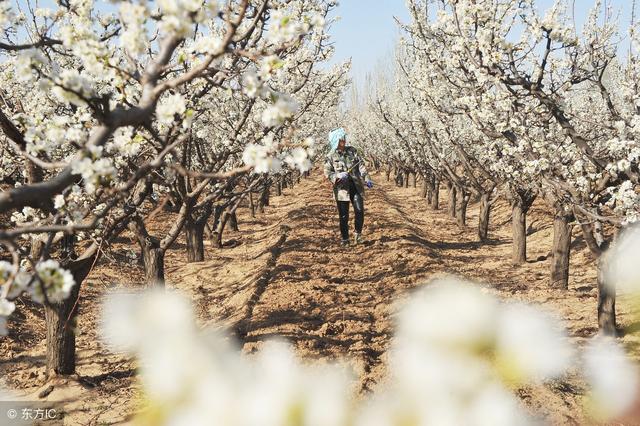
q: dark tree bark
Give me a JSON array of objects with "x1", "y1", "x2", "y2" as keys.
[
  {"x1": 185, "y1": 202, "x2": 213, "y2": 263},
  {"x1": 511, "y1": 203, "x2": 527, "y2": 264},
  {"x1": 510, "y1": 191, "x2": 536, "y2": 264},
  {"x1": 550, "y1": 208, "x2": 573, "y2": 289},
  {"x1": 130, "y1": 217, "x2": 166, "y2": 286},
  {"x1": 45, "y1": 255, "x2": 94, "y2": 376},
  {"x1": 478, "y1": 192, "x2": 491, "y2": 241},
  {"x1": 186, "y1": 222, "x2": 206, "y2": 262},
  {"x1": 598, "y1": 257, "x2": 616, "y2": 335},
  {"x1": 455, "y1": 186, "x2": 470, "y2": 228},
  {"x1": 275, "y1": 178, "x2": 282, "y2": 196},
  {"x1": 229, "y1": 212, "x2": 239, "y2": 231},
  {"x1": 249, "y1": 192, "x2": 256, "y2": 218},
  {"x1": 421, "y1": 176, "x2": 429, "y2": 199},
  {"x1": 430, "y1": 177, "x2": 439, "y2": 210},
  {"x1": 447, "y1": 182, "x2": 457, "y2": 218},
  {"x1": 577, "y1": 213, "x2": 616, "y2": 335},
  {"x1": 259, "y1": 184, "x2": 270, "y2": 213}
]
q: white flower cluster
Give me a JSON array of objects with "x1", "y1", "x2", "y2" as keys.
[
  {"x1": 0, "y1": 260, "x2": 76, "y2": 335},
  {"x1": 384, "y1": 278, "x2": 571, "y2": 424},
  {"x1": 604, "y1": 225, "x2": 640, "y2": 295},
  {"x1": 108, "y1": 127, "x2": 143, "y2": 158},
  {"x1": 101, "y1": 289, "x2": 352, "y2": 425},
  {"x1": 261, "y1": 93, "x2": 299, "y2": 127},
  {"x1": 98, "y1": 277, "x2": 640, "y2": 425},
  {"x1": 241, "y1": 70, "x2": 270, "y2": 99},
  {"x1": 267, "y1": 9, "x2": 313, "y2": 45},
  {"x1": 51, "y1": 69, "x2": 96, "y2": 107},
  {"x1": 119, "y1": 3, "x2": 149, "y2": 56},
  {"x1": 156, "y1": 93, "x2": 187, "y2": 126},
  {"x1": 14, "y1": 49, "x2": 49, "y2": 83},
  {"x1": 242, "y1": 136, "x2": 314, "y2": 174},
  {"x1": 0, "y1": 2, "x2": 15, "y2": 29},
  {"x1": 71, "y1": 153, "x2": 116, "y2": 194},
  {"x1": 32, "y1": 260, "x2": 76, "y2": 304},
  {"x1": 0, "y1": 297, "x2": 16, "y2": 336},
  {"x1": 157, "y1": 0, "x2": 217, "y2": 38},
  {"x1": 242, "y1": 140, "x2": 283, "y2": 174}
]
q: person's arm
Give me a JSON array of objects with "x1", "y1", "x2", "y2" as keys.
[{"x1": 324, "y1": 156, "x2": 336, "y2": 184}]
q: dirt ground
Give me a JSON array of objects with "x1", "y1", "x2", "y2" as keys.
[{"x1": 1, "y1": 170, "x2": 639, "y2": 425}]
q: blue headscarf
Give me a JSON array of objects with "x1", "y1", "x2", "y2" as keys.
[{"x1": 328, "y1": 128, "x2": 346, "y2": 152}]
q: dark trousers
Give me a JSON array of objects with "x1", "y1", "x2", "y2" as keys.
[{"x1": 336, "y1": 182, "x2": 364, "y2": 240}]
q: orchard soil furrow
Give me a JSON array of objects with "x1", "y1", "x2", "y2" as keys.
[{"x1": 2, "y1": 170, "x2": 639, "y2": 425}]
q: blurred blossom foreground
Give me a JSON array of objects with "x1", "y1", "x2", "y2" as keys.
[{"x1": 100, "y1": 275, "x2": 640, "y2": 426}]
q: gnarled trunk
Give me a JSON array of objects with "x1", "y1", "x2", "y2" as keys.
[
  {"x1": 511, "y1": 203, "x2": 527, "y2": 264},
  {"x1": 186, "y1": 220, "x2": 206, "y2": 263},
  {"x1": 430, "y1": 178, "x2": 439, "y2": 210},
  {"x1": 455, "y1": 187, "x2": 469, "y2": 228},
  {"x1": 45, "y1": 256, "x2": 94, "y2": 376},
  {"x1": 598, "y1": 258, "x2": 617, "y2": 335},
  {"x1": 478, "y1": 192, "x2": 491, "y2": 241},
  {"x1": 185, "y1": 203, "x2": 213, "y2": 263},
  {"x1": 142, "y1": 242, "x2": 165, "y2": 286},
  {"x1": 421, "y1": 176, "x2": 429, "y2": 199},
  {"x1": 229, "y1": 212, "x2": 239, "y2": 232},
  {"x1": 510, "y1": 191, "x2": 536, "y2": 264},
  {"x1": 577, "y1": 213, "x2": 616, "y2": 334},
  {"x1": 130, "y1": 217, "x2": 166, "y2": 286},
  {"x1": 447, "y1": 182, "x2": 457, "y2": 218},
  {"x1": 550, "y1": 208, "x2": 572, "y2": 289}
]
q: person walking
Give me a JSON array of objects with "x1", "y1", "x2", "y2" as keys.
[{"x1": 323, "y1": 128, "x2": 373, "y2": 246}]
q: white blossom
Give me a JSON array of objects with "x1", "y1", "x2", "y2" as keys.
[{"x1": 31, "y1": 260, "x2": 76, "y2": 304}]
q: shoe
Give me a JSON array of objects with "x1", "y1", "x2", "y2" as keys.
[
  {"x1": 354, "y1": 233, "x2": 362, "y2": 244},
  {"x1": 340, "y1": 239, "x2": 350, "y2": 247}
]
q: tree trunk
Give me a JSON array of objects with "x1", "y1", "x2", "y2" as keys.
[
  {"x1": 45, "y1": 257, "x2": 93, "y2": 377},
  {"x1": 404, "y1": 171, "x2": 410, "y2": 188},
  {"x1": 249, "y1": 192, "x2": 256, "y2": 218},
  {"x1": 455, "y1": 187, "x2": 469, "y2": 228},
  {"x1": 410, "y1": 172, "x2": 417, "y2": 188},
  {"x1": 275, "y1": 178, "x2": 282, "y2": 196},
  {"x1": 478, "y1": 192, "x2": 491, "y2": 241},
  {"x1": 214, "y1": 211, "x2": 230, "y2": 248},
  {"x1": 421, "y1": 177, "x2": 429, "y2": 199},
  {"x1": 598, "y1": 257, "x2": 617, "y2": 335},
  {"x1": 229, "y1": 212, "x2": 239, "y2": 231},
  {"x1": 576, "y1": 215, "x2": 616, "y2": 334},
  {"x1": 386, "y1": 166, "x2": 392, "y2": 182},
  {"x1": 259, "y1": 185, "x2": 270, "y2": 213},
  {"x1": 142, "y1": 243, "x2": 165, "y2": 286},
  {"x1": 550, "y1": 209, "x2": 572, "y2": 289},
  {"x1": 447, "y1": 182, "x2": 457, "y2": 218},
  {"x1": 185, "y1": 219, "x2": 206, "y2": 263},
  {"x1": 430, "y1": 178, "x2": 439, "y2": 210},
  {"x1": 511, "y1": 202, "x2": 527, "y2": 264},
  {"x1": 395, "y1": 169, "x2": 404, "y2": 187}
]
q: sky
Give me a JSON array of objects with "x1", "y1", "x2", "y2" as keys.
[
  {"x1": 326, "y1": 1, "x2": 410, "y2": 87},
  {"x1": 327, "y1": 0, "x2": 634, "y2": 88}
]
